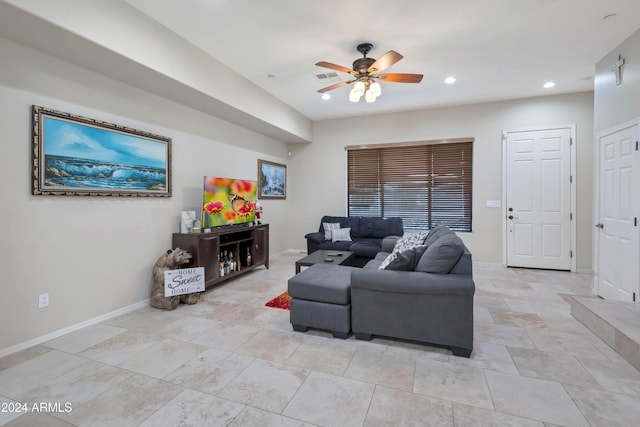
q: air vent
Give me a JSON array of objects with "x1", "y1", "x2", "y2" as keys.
[{"x1": 314, "y1": 72, "x2": 342, "y2": 83}]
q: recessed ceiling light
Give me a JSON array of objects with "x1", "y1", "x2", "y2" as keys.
[
  {"x1": 321, "y1": 93, "x2": 331, "y2": 100},
  {"x1": 444, "y1": 76, "x2": 456, "y2": 84},
  {"x1": 543, "y1": 81, "x2": 556, "y2": 89}
]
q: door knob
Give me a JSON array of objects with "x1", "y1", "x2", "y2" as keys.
[
  {"x1": 508, "y1": 215, "x2": 518, "y2": 220},
  {"x1": 595, "y1": 223, "x2": 604, "y2": 229},
  {"x1": 508, "y1": 207, "x2": 513, "y2": 212}
]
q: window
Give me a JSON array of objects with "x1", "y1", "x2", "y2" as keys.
[{"x1": 346, "y1": 138, "x2": 473, "y2": 231}]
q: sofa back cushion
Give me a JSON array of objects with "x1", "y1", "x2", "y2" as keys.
[
  {"x1": 423, "y1": 225, "x2": 453, "y2": 247},
  {"x1": 415, "y1": 233, "x2": 465, "y2": 273},
  {"x1": 319, "y1": 216, "x2": 360, "y2": 238},
  {"x1": 450, "y1": 250, "x2": 473, "y2": 276},
  {"x1": 357, "y1": 217, "x2": 404, "y2": 238}
]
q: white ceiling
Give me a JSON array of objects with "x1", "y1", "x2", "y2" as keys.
[{"x1": 123, "y1": 0, "x2": 640, "y2": 121}]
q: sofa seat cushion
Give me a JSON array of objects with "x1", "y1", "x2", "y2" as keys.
[
  {"x1": 349, "y1": 239, "x2": 383, "y2": 258},
  {"x1": 288, "y1": 264, "x2": 356, "y2": 305},
  {"x1": 316, "y1": 240, "x2": 352, "y2": 251},
  {"x1": 415, "y1": 234, "x2": 465, "y2": 273},
  {"x1": 363, "y1": 252, "x2": 389, "y2": 270}
]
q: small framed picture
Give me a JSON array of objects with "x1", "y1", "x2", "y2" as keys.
[{"x1": 258, "y1": 159, "x2": 286, "y2": 199}]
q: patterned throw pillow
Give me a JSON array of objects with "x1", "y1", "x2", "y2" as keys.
[
  {"x1": 331, "y1": 228, "x2": 352, "y2": 242},
  {"x1": 378, "y1": 231, "x2": 429, "y2": 270},
  {"x1": 323, "y1": 222, "x2": 341, "y2": 240}
]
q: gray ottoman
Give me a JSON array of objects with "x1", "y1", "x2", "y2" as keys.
[{"x1": 288, "y1": 264, "x2": 356, "y2": 339}]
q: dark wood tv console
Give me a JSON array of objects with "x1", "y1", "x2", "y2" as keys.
[{"x1": 172, "y1": 223, "x2": 269, "y2": 289}]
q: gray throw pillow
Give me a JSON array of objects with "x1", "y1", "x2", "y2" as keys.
[
  {"x1": 331, "y1": 227, "x2": 352, "y2": 242},
  {"x1": 415, "y1": 234, "x2": 464, "y2": 273},
  {"x1": 323, "y1": 222, "x2": 340, "y2": 240},
  {"x1": 384, "y1": 245, "x2": 428, "y2": 271},
  {"x1": 378, "y1": 231, "x2": 429, "y2": 270}
]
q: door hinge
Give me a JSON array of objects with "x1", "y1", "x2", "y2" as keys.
[
  {"x1": 570, "y1": 250, "x2": 573, "y2": 258},
  {"x1": 570, "y1": 213, "x2": 573, "y2": 220},
  {"x1": 634, "y1": 292, "x2": 637, "y2": 302},
  {"x1": 636, "y1": 141, "x2": 638, "y2": 151},
  {"x1": 570, "y1": 137, "x2": 573, "y2": 146},
  {"x1": 569, "y1": 175, "x2": 573, "y2": 183},
  {"x1": 635, "y1": 217, "x2": 638, "y2": 227}
]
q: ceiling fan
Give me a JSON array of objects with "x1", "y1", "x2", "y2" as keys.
[{"x1": 315, "y1": 43, "x2": 423, "y2": 102}]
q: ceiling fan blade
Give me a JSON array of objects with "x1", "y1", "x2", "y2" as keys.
[
  {"x1": 367, "y1": 50, "x2": 403, "y2": 74},
  {"x1": 317, "y1": 80, "x2": 355, "y2": 93},
  {"x1": 377, "y1": 73, "x2": 424, "y2": 83},
  {"x1": 315, "y1": 61, "x2": 354, "y2": 74}
]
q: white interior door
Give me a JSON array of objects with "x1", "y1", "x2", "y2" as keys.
[
  {"x1": 597, "y1": 123, "x2": 639, "y2": 301},
  {"x1": 505, "y1": 128, "x2": 572, "y2": 270}
]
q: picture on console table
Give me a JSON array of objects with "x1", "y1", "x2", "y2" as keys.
[
  {"x1": 258, "y1": 159, "x2": 286, "y2": 199},
  {"x1": 32, "y1": 105, "x2": 172, "y2": 197},
  {"x1": 202, "y1": 177, "x2": 257, "y2": 228}
]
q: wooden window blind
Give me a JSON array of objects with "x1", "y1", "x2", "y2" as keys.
[{"x1": 347, "y1": 139, "x2": 473, "y2": 231}]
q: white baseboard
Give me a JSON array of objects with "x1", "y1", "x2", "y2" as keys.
[{"x1": 0, "y1": 299, "x2": 149, "y2": 359}]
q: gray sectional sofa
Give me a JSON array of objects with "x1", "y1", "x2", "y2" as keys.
[
  {"x1": 290, "y1": 224, "x2": 475, "y2": 357},
  {"x1": 351, "y1": 226, "x2": 475, "y2": 357},
  {"x1": 304, "y1": 215, "x2": 404, "y2": 267}
]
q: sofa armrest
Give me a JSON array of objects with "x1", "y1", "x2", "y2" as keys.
[
  {"x1": 305, "y1": 232, "x2": 326, "y2": 244},
  {"x1": 381, "y1": 235, "x2": 401, "y2": 252},
  {"x1": 351, "y1": 269, "x2": 475, "y2": 296}
]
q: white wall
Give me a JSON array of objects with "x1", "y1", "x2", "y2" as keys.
[
  {"x1": 594, "y1": 28, "x2": 640, "y2": 134},
  {"x1": 0, "y1": 38, "x2": 294, "y2": 354},
  {"x1": 288, "y1": 92, "x2": 594, "y2": 270},
  {"x1": 592, "y1": 28, "x2": 640, "y2": 293}
]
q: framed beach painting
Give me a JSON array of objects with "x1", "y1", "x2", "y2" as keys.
[
  {"x1": 32, "y1": 105, "x2": 172, "y2": 197},
  {"x1": 258, "y1": 159, "x2": 286, "y2": 199}
]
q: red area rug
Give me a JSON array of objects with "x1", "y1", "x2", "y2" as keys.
[{"x1": 265, "y1": 291, "x2": 291, "y2": 310}]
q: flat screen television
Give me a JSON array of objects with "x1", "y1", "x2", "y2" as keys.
[{"x1": 202, "y1": 176, "x2": 257, "y2": 228}]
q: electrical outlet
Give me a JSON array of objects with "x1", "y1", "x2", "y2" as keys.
[{"x1": 38, "y1": 293, "x2": 49, "y2": 309}]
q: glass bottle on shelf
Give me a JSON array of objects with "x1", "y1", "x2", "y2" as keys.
[
  {"x1": 229, "y1": 251, "x2": 235, "y2": 272},
  {"x1": 246, "y1": 247, "x2": 252, "y2": 266},
  {"x1": 223, "y1": 250, "x2": 230, "y2": 275},
  {"x1": 218, "y1": 254, "x2": 224, "y2": 277}
]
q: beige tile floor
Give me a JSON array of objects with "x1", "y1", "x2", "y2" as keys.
[{"x1": 1, "y1": 251, "x2": 640, "y2": 426}]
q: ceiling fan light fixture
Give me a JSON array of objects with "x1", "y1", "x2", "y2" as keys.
[
  {"x1": 365, "y1": 90, "x2": 377, "y2": 103},
  {"x1": 369, "y1": 81, "x2": 382, "y2": 97},
  {"x1": 349, "y1": 88, "x2": 362, "y2": 102},
  {"x1": 353, "y1": 80, "x2": 366, "y2": 96},
  {"x1": 316, "y1": 43, "x2": 423, "y2": 104}
]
